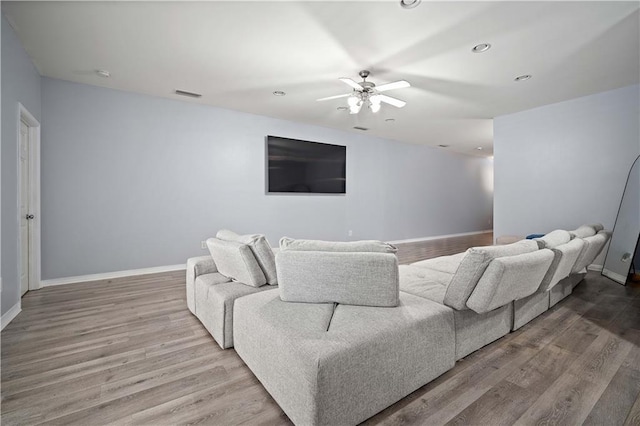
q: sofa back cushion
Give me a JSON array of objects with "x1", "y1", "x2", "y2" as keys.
[
  {"x1": 443, "y1": 239, "x2": 539, "y2": 310},
  {"x1": 279, "y1": 237, "x2": 397, "y2": 253},
  {"x1": 572, "y1": 231, "x2": 610, "y2": 273},
  {"x1": 206, "y1": 238, "x2": 267, "y2": 287},
  {"x1": 534, "y1": 229, "x2": 571, "y2": 249},
  {"x1": 466, "y1": 249, "x2": 555, "y2": 314},
  {"x1": 217, "y1": 229, "x2": 277, "y2": 285},
  {"x1": 541, "y1": 238, "x2": 586, "y2": 291},
  {"x1": 277, "y1": 238, "x2": 399, "y2": 307},
  {"x1": 569, "y1": 225, "x2": 597, "y2": 239}
]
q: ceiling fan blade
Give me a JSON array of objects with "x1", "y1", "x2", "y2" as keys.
[
  {"x1": 375, "y1": 80, "x2": 411, "y2": 92},
  {"x1": 316, "y1": 93, "x2": 351, "y2": 102},
  {"x1": 339, "y1": 78, "x2": 363, "y2": 91},
  {"x1": 377, "y1": 94, "x2": 406, "y2": 108}
]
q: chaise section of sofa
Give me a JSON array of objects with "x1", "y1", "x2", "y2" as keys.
[
  {"x1": 400, "y1": 240, "x2": 554, "y2": 359},
  {"x1": 234, "y1": 289, "x2": 455, "y2": 426}
]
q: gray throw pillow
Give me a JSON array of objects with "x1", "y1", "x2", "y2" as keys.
[{"x1": 206, "y1": 238, "x2": 266, "y2": 287}]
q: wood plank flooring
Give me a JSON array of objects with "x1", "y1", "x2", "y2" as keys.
[
  {"x1": 394, "y1": 232, "x2": 493, "y2": 265},
  {"x1": 2, "y1": 268, "x2": 640, "y2": 425}
]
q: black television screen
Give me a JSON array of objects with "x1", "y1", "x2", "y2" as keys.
[{"x1": 267, "y1": 136, "x2": 346, "y2": 194}]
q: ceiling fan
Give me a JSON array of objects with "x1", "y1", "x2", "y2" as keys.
[{"x1": 317, "y1": 70, "x2": 410, "y2": 114}]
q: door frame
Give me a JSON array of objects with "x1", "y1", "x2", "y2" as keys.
[{"x1": 18, "y1": 103, "x2": 41, "y2": 292}]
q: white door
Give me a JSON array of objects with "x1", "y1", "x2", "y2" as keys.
[{"x1": 19, "y1": 120, "x2": 30, "y2": 296}]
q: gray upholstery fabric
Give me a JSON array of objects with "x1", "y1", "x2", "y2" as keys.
[
  {"x1": 217, "y1": 229, "x2": 278, "y2": 285},
  {"x1": 280, "y1": 237, "x2": 397, "y2": 253},
  {"x1": 549, "y1": 275, "x2": 577, "y2": 307},
  {"x1": 590, "y1": 223, "x2": 605, "y2": 232},
  {"x1": 233, "y1": 290, "x2": 455, "y2": 426},
  {"x1": 185, "y1": 255, "x2": 218, "y2": 314},
  {"x1": 466, "y1": 249, "x2": 555, "y2": 314},
  {"x1": 572, "y1": 232, "x2": 609, "y2": 273},
  {"x1": 453, "y1": 304, "x2": 513, "y2": 360},
  {"x1": 206, "y1": 238, "x2": 267, "y2": 287},
  {"x1": 534, "y1": 229, "x2": 571, "y2": 249},
  {"x1": 193, "y1": 273, "x2": 233, "y2": 338},
  {"x1": 277, "y1": 251, "x2": 399, "y2": 307},
  {"x1": 398, "y1": 265, "x2": 448, "y2": 304},
  {"x1": 538, "y1": 238, "x2": 585, "y2": 291},
  {"x1": 569, "y1": 225, "x2": 597, "y2": 239},
  {"x1": 443, "y1": 240, "x2": 539, "y2": 310},
  {"x1": 206, "y1": 281, "x2": 274, "y2": 349},
  {"x1": 512, "y1": 290, "x2": 550, "y2": 330},
  {"x1": 410, "y1": 252, "x2": 466, "y2": 274}
]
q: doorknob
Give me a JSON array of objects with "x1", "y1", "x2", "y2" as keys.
[{"x1": 26, "y1": 214, "x2": 34, "y2": 220}]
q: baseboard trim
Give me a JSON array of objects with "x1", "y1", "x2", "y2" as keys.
[
  {"x1": 587, "y1": 264, "x2": 603, "y2": 272},
  {"x1": 602, "y1": 268, "x2": 627, "y2": 284},
  {"x1": 2, "y1": 300, "x2": 22, "y2": 330},
  {"x1": 40, "y1": 264, "x2": 186, "y2": 288},
  {"x1": 388, "y1": 230, "x2": 492, "y2": 245}
]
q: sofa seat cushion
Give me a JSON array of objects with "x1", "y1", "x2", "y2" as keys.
[
  {"x1": 234, "y1": 290, "x2": 455, "y2": 426},
  {"x1": 410, "y1": 252, "x2": 466, "y2": 275},
  {"x1": 206, "y1": 237, "x2": 267, "y2": 287},
  {"x1": 194, "y1": 274, "x2": 271, "y2": 349},
  {"x1": 398, "y1": 265, "x2": 450, "y2": 304}
]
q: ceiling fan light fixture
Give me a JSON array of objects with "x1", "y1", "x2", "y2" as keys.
[
  {"x1": 370, "y1": 102, "x2": 381, "y2": 113},
  {"x1": 347, "y1": 95, "x2": 360, "y2": 108},
  {"x1": 400, "y1": 0, "x2": 421, "y2": 9}
]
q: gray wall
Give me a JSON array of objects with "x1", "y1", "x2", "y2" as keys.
[
  {"x1": 41, "y1": 77, "x2": 493, "y2": 280},
  {"x1": 494, "y1": 84, "x2": 640, "y2": 241},
  {"x1": 1, "y1": 15, "x2": 41, "y2": 314}
]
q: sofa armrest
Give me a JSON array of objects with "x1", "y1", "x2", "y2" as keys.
[
  {"x1": 276, "y1": 251, "x2": 399, "y2": 307},
  {"x1": 186, "y1": 255, "x2": 218, "y2": 314}
]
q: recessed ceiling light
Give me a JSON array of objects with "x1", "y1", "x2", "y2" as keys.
[
  {"x1": 353, "y1": 126, "x2": 369, "y2": 131},
  {"x1": 337, "y1": 106, "x2": 348, "y2": 111},
  {"x1": 471, "y1": 43, "x2": 491, "y2": 53},
  {"x1": 514, "y1": 75, "x2": 532, "y2": 82},
  {"x1": 273, "y1": 91, "x2": 286, "y2": 96},
  {"x1": 476, "y1": 146, "x2": 483, "y2": 150},
  {"x1": 96, "y1": 69, "x2": 110, "y2": 78},
  {"x1": 438, "y1": 144, "x2": 450, "y2": 148},
  {"x1": 400, "y1": 0, "x2": 421, "y2": 9},
  {"x1": 385, "y1": 118, "x2": 396, "y2": 122}
]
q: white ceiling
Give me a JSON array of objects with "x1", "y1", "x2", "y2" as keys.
[{"x1": 3, "y1": 1, "x2": 639, "y2": 157}]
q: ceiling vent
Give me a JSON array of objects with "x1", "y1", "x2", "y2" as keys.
[
  {"x1": 353, "y1": 126, "x2": 369, "y2": 131},
  {"x1": 175, "y1": 89, "x2": 202, "y2": 98}
]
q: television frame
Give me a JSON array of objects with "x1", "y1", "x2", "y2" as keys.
[{"x1": 265, "y1": 135, "x2": 347, "y2": 195}]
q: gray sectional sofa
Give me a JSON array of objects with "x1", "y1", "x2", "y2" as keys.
[{"x1": 185, "y1": 224, "x2": 610, "y2": 425}]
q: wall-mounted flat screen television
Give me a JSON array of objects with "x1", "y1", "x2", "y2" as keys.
[{"x1": 266, "y1": 136, "x2": 346, "y2": 194}]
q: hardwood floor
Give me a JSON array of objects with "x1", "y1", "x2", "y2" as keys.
[
  {"x1": 394, "y1": 232, "x2": 493, "y2": 265},
  {"x1": 2, "y1": 269, "x2": 639, "y2": 425}
]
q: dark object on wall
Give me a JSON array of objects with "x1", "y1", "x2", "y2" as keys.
[{"x1": 266, "y1": 136, "x2": 346, "y2": 194}]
